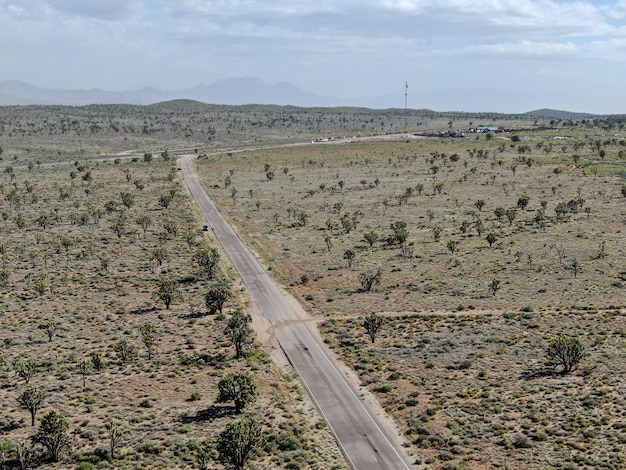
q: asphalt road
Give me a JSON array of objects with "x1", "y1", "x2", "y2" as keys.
[{"x1": 179, "y1": 155, "x2": 413, "y2": 469}]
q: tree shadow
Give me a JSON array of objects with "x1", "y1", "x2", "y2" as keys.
[
  {"x1": 0, "y1": 418, "x2": 23, "y2": 434},
  {"x1": 183, "y1": 310, "x2": 208, "y2": 319},
  {"x1": 519, "y1": 366, "x2": 556, "y2": 380},
  {"x1": 130, "y1": 306, "x2": 158, "y2": 315},
  {"x1": 180, "y1": 405, "x2": 235, "y2": 424}
]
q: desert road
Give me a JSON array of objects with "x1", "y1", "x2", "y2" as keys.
[{"x1": 179, "y1": 154, "x2": 413, "y2": 469}]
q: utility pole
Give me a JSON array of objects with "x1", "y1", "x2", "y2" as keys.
[{"x1": 404, "y1": 81, "x2": 408, "y2": 136}]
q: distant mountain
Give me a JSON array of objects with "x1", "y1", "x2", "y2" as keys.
[
  {"x1": 0, "y1": 78, "x2": 608, "y2": 115},
  {"x1": 0, "y1": 78, "x2": 345, "y2": 108}
]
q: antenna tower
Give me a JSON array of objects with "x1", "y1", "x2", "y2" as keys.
[{"x1": 404, "y1": 81, "x2": 408, "y2": 136}]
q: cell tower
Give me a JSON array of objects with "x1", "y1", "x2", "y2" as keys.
[{"x1": 404, "y1": 81, "x2": 408, "y2": 136}]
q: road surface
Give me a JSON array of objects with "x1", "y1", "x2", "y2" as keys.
[{"x1": 179, "y1": 155, "x2": 413, "y2": 470}]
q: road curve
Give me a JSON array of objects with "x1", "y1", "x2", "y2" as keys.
[{"x1": 179, "y1": 155, "x2": 413, "y2": 469}]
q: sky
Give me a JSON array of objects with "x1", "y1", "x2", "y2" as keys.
[{"x1": 1, "y1": 0, "x2": 626, "y2": 113}]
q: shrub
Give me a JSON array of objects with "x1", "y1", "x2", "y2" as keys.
[{"x1": 546, "y1": 335, "x2": 586, "y2": 373}]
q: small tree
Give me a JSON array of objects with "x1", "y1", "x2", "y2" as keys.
[
  {"x1": 136, "y1": 215, "x2": 152, "y2": 236},
  {"x1": 363, "y1": 230, "x2": 379, "y2": 248},
  {"x1": 109, "y1": 212, "x2": 128, "y2": 238},
  {"x1": 486, "y1": 232, "x2": 498, "y2": 248},
  {"x1": 474, "y1": 199, "x2": 485, "y2": 211},
  {"x1": 154, "y1": 277, "x2": 180, "y2": 309},
  {"x1": 120, "y1": 192, "x2": 134, "y2": 209},
  {"x1": 90, "y1": 351, "x2": 104, "y2": 371},
  {"x1": 488, "y1": 279, "x2": 500, "y2": 296},
  {"x1": 343, "y1": 249, "x2": 356, "y2": 268},
  {"x1": 105, "y1": 420, "x2": 124, "y2": 460},
  {"x1": 139, "y1": 324, "x2": 158, "y2": 360},
  {"x1": 194, "y1": 248, "x2": 220, "y2": 279},
  {"x1": 14, "y1": 440, "x2": 35, "y2": 470},
  {"x1": 217, "y1": 417, "x2": 262, "y2": 470},
  {"x1": 446, "y1": 239, "x2": 458, "y2": 254},
  {"x1": 0, "y1": 268, "x2": 9, "y2": 287},
  {"x1": 431, "y1": 225, "x2": 443, "y2": 241},
  {"x1": 113, "y1": 338, "x2": 137, "y2": 363},
  {"x1": 359, "y1": 269, "x2": 382, "y2": 292},
  {"x1": 225, "y1": 311, "x2": 252, "y2": 359},
  {"x1": 388, "y1": 221, "x2": 408, "y2": 246},
  {"x1": 32, "y1": 410, "x2": 72, "y2": 462},
  {"x1": 205, "y1": 284, "x2": 232, "y2": 315},
  {"x1": 217, "y1": 372, "x2": 258, "y2": 413},
  {"x1": 517, "y1": 195, "x2": 530, "y2": 210},
  {"x1": 151, "y1": 247, "x2": 168, "y2": 267},
  {"x1": 38, "y1": 320, "x2": 58, "y2": 342},
  {"x1": 195, "y1": 438, "x2": 215, "y2": 470},
  {"x1": 568, "y1": 259, "x2": 581, "y2": 279},
  {"x1": 505, "y1": 208, "x2": 517, "y2": 226},
  {"x1": 363, "y1": 313, "x2": 385, "y2": 344},
  {"x1": 546, "y1": 335, "x2": 585, "y2": 374},
  {"x1": 158, "y1": 194, "x2": 173, "y2": 209},
  {"x1": 77, "y1": 359, "x2": 90, "y2": 388},
  {"x1": 13, "y1": 359, "x2": 36, "y2": 384},
  {"x1": 17, "y1": 386, "x2": 47, "y2": 426}
]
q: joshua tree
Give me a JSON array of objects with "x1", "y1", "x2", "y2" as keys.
[
  {"x1": 32, "y1": 410, "x2": 72, "y2": 462},
  {"x1": 363, "y1": 313, "x2": 385, "y2": 344},
  {"x1": 359, "y1": 269, "x2": 382, "y2": 292},
  {"x1": 77, "y1": 359, "x2": 90, "y2": 388},
  {"x1": 488, "y1": 279, "x2": 500, "y2": 296},
  {"x1": 136, "y1": 215, "x2": 152, "y2": 236},
  {"x1": 38, "y1": 320, "x2": 58, "y2": 342},
  {"x1": 105, "y1": 420, "x2": 124, "y2": 460},
  {"x1": 139, "y1": 324, "x2": 158, "y2": 360},
  {"x1": 216, "y1": 372, "x2": 258, "y2": 413},
  {"x1": 154, "y1": 277, "x2": 181, "y2": 309},
  {"x1": 13, "y1": 359, "x2": 36, "y2": 384},
  {"x1": 486, "y1": 232, "x2": 498, "y2": 248},
  {"x1": 151, "y1": 247, "x2": 168, "y2": 267},
  {"x1": 17, "y1": 386, "x2": 47, "y2": 426},
  {"x1": 194, "y1": 248, "x2": 220, "y2": 279},
  {"x1": 343, "y1": 249, "x2": 356, "y2": 268},
  {"x1": 363, "y1": 230, "x2": 379, "y2": 248},
  {"x1": 517, "y1": 195, "x2": 530, "y2": 210},
  {"x1": 205, "y1": 283, "x2": 232, "y2": 315},
  {"x1": 225, "y1": 311, "x2": 252, "y2": 359},
  {"x1": 505, "y1": 208, "x2": 517, "y2": 226},
  {"x1": 217, "y1": 417, "x2": 262, "y2": 470},
  {"x1": 113, "y1": 338, "x2": 137, "y2": 363}
]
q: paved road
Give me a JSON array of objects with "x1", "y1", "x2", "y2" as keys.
[{"x1": 179, "y1": 155, "x2": 413, "y2": 469}]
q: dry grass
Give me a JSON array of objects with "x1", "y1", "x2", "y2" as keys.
[
  {"x1": 321, "y1": 310, "x2": 626, "y2": 469},
  {"x1": 2, "y1": 105, "x2": 625, "y2": 469},
  {"x1": 0, "y1": 157, "x2": 347, "y2": 469},
  {"x1": 197, "y1": 135, "x2": 626, "y2": 313},
  {"x1": 194, "y1": 129, "x2": 626, "y2": 469}
]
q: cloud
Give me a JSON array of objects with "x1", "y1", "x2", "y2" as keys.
[
  {"x1": 45, "y1": 0, "x2": 141, "y2": 21},
  {"x1": 0, "y1": 0, "x2": 625, "y2": 112}
]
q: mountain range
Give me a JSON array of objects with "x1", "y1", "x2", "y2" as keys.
[{"x1": 0, "y1": 77, "x2": 601, "y2": 115}]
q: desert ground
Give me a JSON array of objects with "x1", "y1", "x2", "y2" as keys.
[{"x1": 1, "y1": 103, "x2": 625, "y2": 469}]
